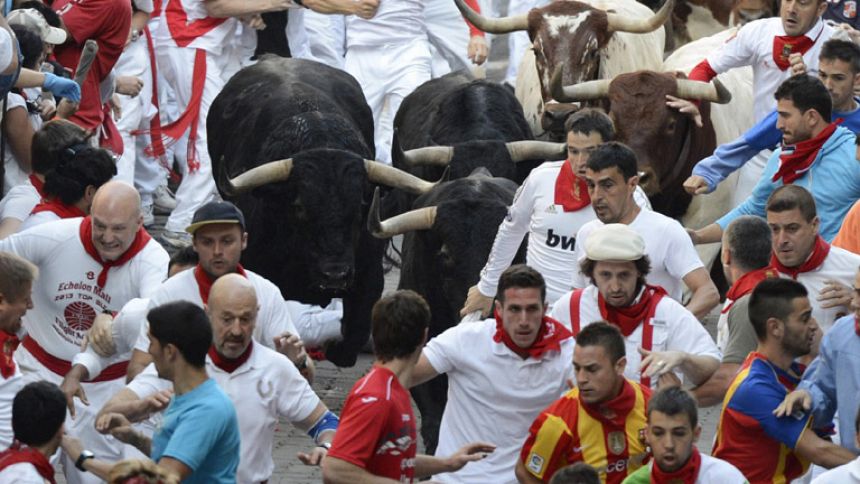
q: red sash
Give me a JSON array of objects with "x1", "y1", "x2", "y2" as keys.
[
  {"x1": 22, "y1": 335, "x2": 128, "y2": 381},
  {"x1": 0, "y1": 443, "x2": 55, "y2": 484},
  {"x1": 0, "y1": 331, "x2": 19, "y2": 379},
  {"x1": 554, "y1": 161, "x2": 590, "y2": 212},
  {"x1": 721, "y1": 267, "x2": 778, "y2": 314},
  {"x1": 771, "y1": 235, "x2": 830, "y2": 279},
  {"x1": 30, "y1": 199, "x2": 86, "y2": 219},
  {"x1": 193, "y1": 264, "x2": 248, "y2": 305},
  {"x1": 651, "y1": 447, "x2": 702, "y2": 484},
  {"x1": 79, "y1": 216, "x2": 152, "y2": 288},
  {"x1": 208, "y1": 341, "x2": 253, "y2": 373},
  {"x1": 772, "y1": 121, "x2": 840, "y2": 184},
  {"x1": 492, "y1": 310, "x2": 572, "y2": 359},
  {"x1": 165, "y1": 0, "x2": 227, "y2": 48}
]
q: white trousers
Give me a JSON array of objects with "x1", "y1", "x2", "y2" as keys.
[
  {"x1": 505, "y1": 0, "x2": 547, "y2": 85},
  {"x1": 344, "y1": 40, "x2": 431, "y2": 164},
  {"x1": 425, "y1": 0, "x2": 472, "y2": 77},
  {"x1": 156, "y1": 46, "x2": 223, "y2": 232},
  {"x1": 302, "y1": 11, "x2": 346, "y2": 69}
]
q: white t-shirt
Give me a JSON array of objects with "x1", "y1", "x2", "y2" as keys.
[
  {"x1": 346, "y1": 0, "x2": 426, "y2": 47},
  {"x1": 19, "y1": 210, "x2": 60, "y2": 232},
  {"x1": 0, "y1": 218, "x2": 168, "y2": 362},
  {"x1": 128, "y1": 341, "x2": 320, "y2": 483},
  {"x1": 423, "y1": 318, "x2": 573, "y2": 484},
  {"x1": 155, "y1": 0, "x2": 238, "y2": 54},
  {"x1": 777, "y1": 245, "x2": 860, "y2": 333},
  {"x1": 2, "y1": 93, "x2": 40, "y2": 194},
  {"x1": 569, "y1": 209, "x2": 704, "y2": 302},
  {"x1": 73, "y1": 298, "x2": 148, "y2": 378},
  {"x1": 133, "y1": 267, "x2": 299, "y2": 353},
  {"x1": 0, "y1": 462, "x2": 46, "y2": 483},
  {"x1": 0, "y1": 365, "x2": 23, "y2": 450},
  {"x1": 477, "y1": 161, "x2": 653, "y2": 305},
  {"x1": 706, "y1": 17, "x2": 833, "y2": 122},
  {"x1": 811, "y1": 457, "x2": 860, "y2": 483},
  {"x1": 550, "y1": 285, "x2": 721, "y2": 387},
  {"x1": 0, "y1": 29, "x2": 14, "y2": 77},
  {"x1": 639, "y1": 453, "x2": 747, "y2": 483},
  {"x1": 0, "y1": 179, "x2": 40, "y2": 223}
]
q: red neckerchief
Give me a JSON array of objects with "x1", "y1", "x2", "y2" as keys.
[
  {"x1": 722, "y1": 267, "x2": 778, "y2": 314},
  {"x1": 28, "y1": 175, "x2": 46, "y2": 199},
  {"x1": 554, "y1": 160, "x2": 590, "y2": 212},
  {"x1": 855, "y1": 316, "x2": 860, "y2": 337},
  {"x1": 208, "y1": 341, "x2": 253, "y2": 373},
  {"x1": 193, "y1": 264, "x2": 248, "y2": 305},
  {"x1": 772, "y1": 27, "x2": 820, "y2": 71},
  {"x1": 579, "y1": 378, "x2": 637, "y2": 428},
  {"x1": 0, "y1": 442, "x2": 56, "y2": 483},
  {"x1": 598, "y1": 285, "x2": 667, "y2": 337},
  {"x1": 30, "y1": 199, "x2": 86, "y2": 219},
  {"x1": 492, "y1": 310, "x2": 572, "y2": 359},
  {"x1": 772, "y1": 121, "x2": 840, "y2": 184},
  {"x1": 771, "y1": 235, "x2": 830, "y2": 280},
  {"x1": 651, "y1": 446, "x2": 702, "y2": 484},
  {"x1": 0, "y1": 331, "x2": 19, "y2": 379},
  {"x1": 79, "y1": 216, "x2": 152, "y2": 288}
]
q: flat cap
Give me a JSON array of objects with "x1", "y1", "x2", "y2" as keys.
[{"x1": 585, "y1": 223, "x2": 645, "y2": 261}]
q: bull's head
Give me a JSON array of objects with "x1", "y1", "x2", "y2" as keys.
[
  {"x1": 552, "y1": 70, "x2": 730, "y2": 217},
  {"x1": 454, "y1": 0, "x2": 673, "y2": 101},
  {"x1": 732, "y1": 0, "x2": 776, "y2": 24},
  {"x1": 224, "y1": 152, "x2": 444, "y2": 292}
]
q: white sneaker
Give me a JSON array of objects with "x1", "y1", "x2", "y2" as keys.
[
  {"x1": 153, "y1": 186, "x2": 177, "y2": 214},
  {"x1": 159, "y1": 230, "x2": 191, "y2": 248},
  {"x1": 141, "y1": 203, "x2": 155, "y2": 227}
]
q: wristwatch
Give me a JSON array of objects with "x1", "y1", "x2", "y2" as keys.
[
  {"x1": 296, "y1": 354, "x2": 309, "y2": 372},
  {"x1": 75, "y1": 450, "x2": 95, "y2": 472},
  {"x1": 318, "y1": 442, "x2": 332, "y2": 450}
]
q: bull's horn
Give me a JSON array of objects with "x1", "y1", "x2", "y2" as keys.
[
  {"x1": 506, "y1": 140, "x2": 568, "y2": 162},
  {"x1": 368, "y1": 188, "x2": 437, "y2": 238},
  {"x1": 364, "y1": 160, "x2": 442, "y2": 195},
  {"x1": 227, "y1": 158, "x2": 294, "y2": 194},
  {"x1": 607, "y1": 0, "x2": 673, "y2": 34},
  {"x1": 452, "y1": 0, "x2": 528, "y2": 33},
  {"x1": 551, "y1": 67, "x2": 611, "y2": 103},
  {"x1": 401, "y1": 146, "x2": 455, "y2": 166},
  {"x1": 675, "y1": 78, "x2": 732, "y2": 104}
]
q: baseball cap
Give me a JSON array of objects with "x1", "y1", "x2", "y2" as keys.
[
  {"x1": 185, "y1": 201, "x2": 246, "y2": 234},
  {"x1": 8, "y1": 9, "x2": 67, "y2": 45},
  {"x1": 585, "y1": 224, "x2": 645, "y2": 261}
]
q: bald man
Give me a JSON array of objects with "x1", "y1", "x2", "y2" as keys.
[
  {"x1": 0, "y1": 180, "x2": 168, "y2": 484},
  {"x1": 91, "y1": 275, "x2": 337, "y2": 482}
]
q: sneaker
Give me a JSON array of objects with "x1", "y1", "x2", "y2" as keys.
[
  {"x1": 159, "y1": 229, "x2": 191, "y2": 248},
  {"x1": 153, "y1": 185, "x2": 177, "y2": 214},
  {"x1": 141, "y1": 203, "x2": 155, "y2": 227}
]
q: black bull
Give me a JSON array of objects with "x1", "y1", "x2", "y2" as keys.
[{"x1": 208, "y1": 56, "x2": 432, "y2": 367}]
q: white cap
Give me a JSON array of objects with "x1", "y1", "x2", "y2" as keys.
[
  {"x1": 584, "y1": 224, "x2": 645, "y2": 261},
  {"x1": 8, "y1": 9, "x2": 67, "y2": 45}
]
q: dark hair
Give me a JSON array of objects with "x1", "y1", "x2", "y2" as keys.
[
  {"x1": 725, "y1": 216, "x2": 772, "y2": 271},
  {"x1": 585, "y1": 141, "x2": 638, "y2": 180},
  {"x1": 147, "y1": 301, "x2": 212, "y2": 368},
  {"x1": 648, "y1": 386, "x2": 698, "y2": 429},
  {"x1": 820, "y1": 39, "x2": 860, "y2": 74},
  {"x1": 10, "y1": 25, "x2": 42, "y2": 70},
  {"x1": 495, "y1": 264, "x2": 546, "y2": 305},
  {"x1": 563, "y1": 108, "x2": 614, "y2": 142},
  {"x1": 371, "y1": 290, "x2": 430, "y2": 362},
  {"x1": 12, "y1": 381, "x2": 66, "y2": 446},
  {"x1": 0, "y1": 251, "x2": 37, "y2": 303},
  {"x1": 580, "y1": 255, "x2": 652, "y2": 292},
  {"x1": 548, "y1": 462, "x2": 600, "y2": 484},
  {"x1": 169, "y1": 245, "x2": 199, "y2": 274},
  {"x1": 43, "y1": 145, "x2": 117, "y2": 205},
  {"x1": 855, "y1": 403, "x2": 860, "y2": 435},
  {"x1": 774, "y1": 75, "x2": 832, "y2": 121},
  {"x1": 766, "y1": 185, "x2": 817, "y2": 222},
  {"x1": 748, "y1": 278, "x2": 808, "y2": 340},
  {"x1": 16, "y1": 1, "x2": 62, "y2": 28},
  {"x1": 575, "y1": 321, "x2": 626, "y2": 364},
  {"x1": 31, "y1": 120, "x2": 89, "y2": 175}
]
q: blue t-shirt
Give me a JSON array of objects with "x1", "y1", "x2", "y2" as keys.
[{"x1": 151, "y1": 379, "x2": 240, "y2": 484}]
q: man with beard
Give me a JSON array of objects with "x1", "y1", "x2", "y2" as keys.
[{"x1": 712, "y1": 278, "x2": 855, "y2": 482}]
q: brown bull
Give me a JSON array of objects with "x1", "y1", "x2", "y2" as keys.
[{"x1": 552, "y1": 70, "x2": 731, "y2": 218}]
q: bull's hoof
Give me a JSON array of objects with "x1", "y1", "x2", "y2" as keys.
[{"x1": 325, "y1": 342, "x2": 359, "y2": 367}]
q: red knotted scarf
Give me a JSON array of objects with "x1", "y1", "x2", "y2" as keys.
[
  {"x1": 0, "y1": 443, "x2": 56, "y2": 483},
  {"x1": 771, "y1": 235, "x2": 830, "y2": 279},
  {"x1": 598, "y1": 285, "x2": 667, "y2": 337},
  {"x1": 79, "y1": 217, "x2": 152, "y2": 288},
  {"x1": 721, "y1": 267, "x2": 778, "y2": 314},
  {"x1": 554, "y1": 160, "x2": 590, "y2": 212},
  {"x1": 651, "y1": 446, "x2": 702, "y2": 484},
  {"x1": 30, "y1": 199, "x2": 86, "y2": 219},
  {"x1": 579, "y1": 378, "x2": 638, "y2": 428},
  {"x1": 772, "y1": 121, "x2": 840, "y2": 184},
  {"x1": 28, "y1": 175, "x2": 46, "y2": 199},
  {"x1": 193, "y1": 263, "x2": 248, "y2": 305},
  {"x1": 772, "y1": 34, "x2": 816, "y2": 71},
  {"x1": 208, "y1": 341, "x2": 253, "y2": 373},
  {"x1": 493, "y1": 310, "x2": 572, "y2": 359},
  {"x1": 0, "y1": 331, "x2": 19, "y2": 379}
]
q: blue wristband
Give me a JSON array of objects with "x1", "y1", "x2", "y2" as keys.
[{"x1": 307, "y1": 410, "x2": 339, "y2": 443}]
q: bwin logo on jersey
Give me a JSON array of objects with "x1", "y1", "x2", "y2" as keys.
[{"x1": 545, "y1": 229, "x2": 575, "y2": 251}]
